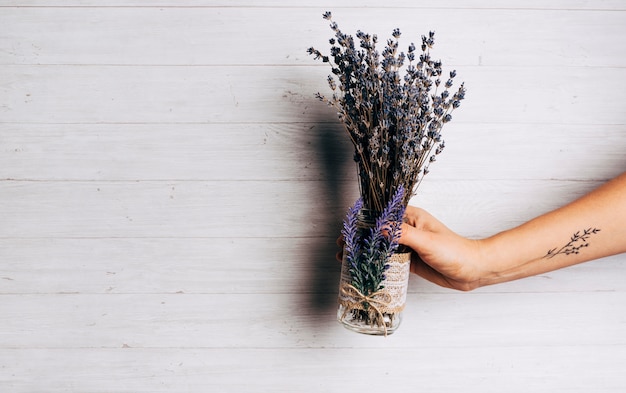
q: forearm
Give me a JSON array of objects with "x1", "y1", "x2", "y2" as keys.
[{"x1": 477, "y1": 172, "x2": 626, "y2": 287}]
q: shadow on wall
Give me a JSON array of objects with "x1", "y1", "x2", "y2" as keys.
[{"x1": 303, "y1": 115, "x2": 356, "y2": 321}]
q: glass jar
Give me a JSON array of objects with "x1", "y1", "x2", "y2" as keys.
[{"x1": 337, "y1": 209, "x2": 412, "y2": 336}]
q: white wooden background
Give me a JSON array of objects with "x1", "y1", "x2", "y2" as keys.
[{"x1": 1, "y1": 1, "x2": 626, "y2": 392}]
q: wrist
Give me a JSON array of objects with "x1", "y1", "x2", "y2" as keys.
[
  {"x1": 474, "y1": 230, "x2": 542, "y2": 287},
  {"x1": 467, "y1": 237, "x2": 495, "y2": 288},
  {"x1": 451, "y1": 237, "x2": 497, "y2": 290}
]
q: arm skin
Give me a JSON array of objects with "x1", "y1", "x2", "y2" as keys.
[{"x1": 399, "y1": 172, "x2": 626, "y2": 291}]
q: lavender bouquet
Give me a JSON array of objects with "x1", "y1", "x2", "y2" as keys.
[{"x1": 308, "y1": 12, "x2": 465, "y2": 335}]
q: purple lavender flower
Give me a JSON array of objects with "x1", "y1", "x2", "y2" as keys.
[
  {"x1": 373, "y1": 185, "x2": 406, "y2": 261},
  {"x1": 341, "y1": 198, "x2": 363, "y2": 270},
  {"x1": 310, "y1": 13, "x2": 466, "y2": 295},
  {"x1": 308, "y1": 14, "x2": 465, "y2": 211},
  {"x1": 343, "y1": 187, "x2": 406, "y2": 295}
]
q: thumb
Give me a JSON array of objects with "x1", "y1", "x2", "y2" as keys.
[{"x1": 400, "y1": 223, "x2": 433, "y2": 255}]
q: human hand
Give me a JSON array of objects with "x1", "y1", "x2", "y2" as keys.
[
  {"x1": 335, "y1": 206, "x2": 487, "y2": 290},
  {"x1": 400, "y1": 206, "x2": 486, "y2": 291},
  {"x1": 335, "y1": 237, "x2": 344, "y2": 263}
]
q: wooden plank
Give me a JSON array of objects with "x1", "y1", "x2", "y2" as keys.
[
  {"x1": 2, "y1": 238, "x2": 624, "y2": 295},
  {"x1": 1, "y1": 7, "x2": 625, "y2": 67},
  {"x1": 0, "y1": 179, "x2": 609, "y2": 238},
  {"x1": 0, "y1": 237, "x2": 623, "y2": 296},
  {"x1": 0, "y1": 179, "x2": 346, "y2": 239},
  {"x1": 1, "y1": 65, "x2": 626, "y2": 124},
  {"x1": 0, "y1": 292, "x2": 624, "y2": 349},
  {"x1": 1, "y1": 0, "x2": 625, "y2": 10},
  {"x1": 0, "y1": 237, "x2": 342, "y2": 295},
  {"x1": 1, "y1": 123, "x2": 624, "y2": 182},
  {"x1": 1, "y1": 346, "x2": 625, "y2": 392},
  {"x1": 0, "y1": 123, "x2": 357, "y2": 182}
]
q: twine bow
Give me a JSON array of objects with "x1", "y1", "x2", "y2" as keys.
[{"x1": 340, "y1": 283, "x2": 393, "y2": 336}]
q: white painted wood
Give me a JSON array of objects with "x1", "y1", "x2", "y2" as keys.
[
  {"x1": 0, "y1": 292, "x2": 625, "y2": 348},
  {"x1": 0, "y1": 179, "x2": 615, "y2": 238},
  {"x1": 1, "y1": 7, "x2": 624, "y2": 67},
  {"x1": 1, "y1": 346, "x2": 625, "y2": 393},
  {"x1": 1, "y1": 0, "x2": 625, "y2": 9},
  {"x1": 1, "y1": 123, "x2": 625, "y2": 181},
  {"x1": 2, "y1": 65, "x2": 626, "y2": 124},
  {"x1": 1, "y1": 2, "x2": 625, "y2": 392},
  {"x1": 2, "y1": 238, "x2": 625, "y2": 294}
]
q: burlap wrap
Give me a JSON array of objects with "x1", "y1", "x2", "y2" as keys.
[{"x1": 338, "y1": 251, "x2": 412, "y2": 314}]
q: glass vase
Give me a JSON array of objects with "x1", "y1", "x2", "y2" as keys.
[{"x1": 337, "y1": 236, "x2": 412, "y2": 336}]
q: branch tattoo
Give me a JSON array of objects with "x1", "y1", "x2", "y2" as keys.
[{"x1": 544, "y1": 228, "x2": 601, "y2": 259}]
